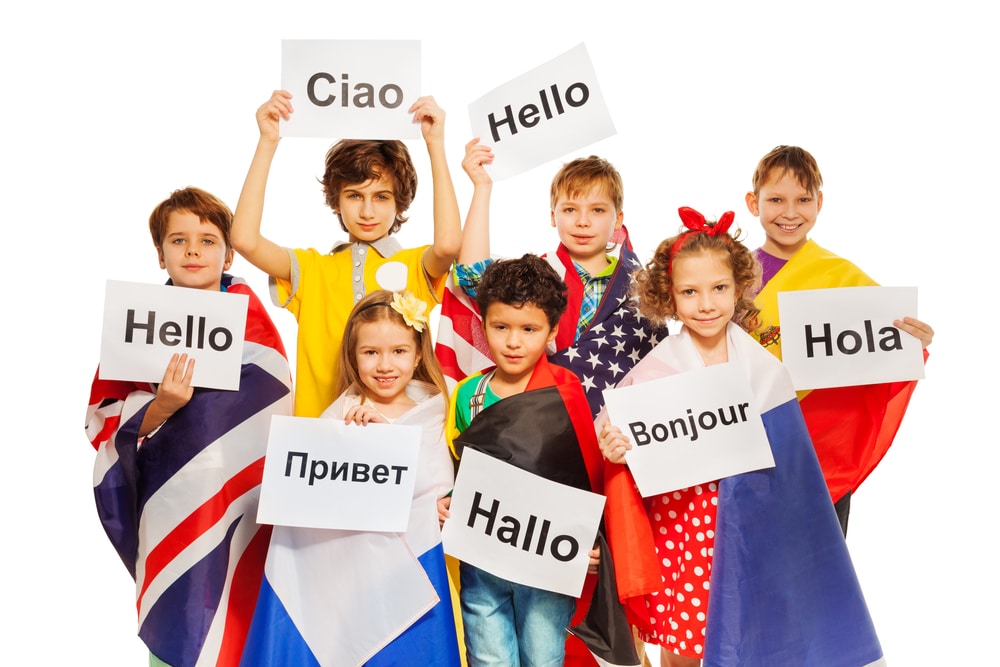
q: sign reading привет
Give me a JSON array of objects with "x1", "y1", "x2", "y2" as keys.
[
  {"x1": 468, "y1": 43, "x2": 616, "y2": 180},
  {"x1": 281, "y1": 40, "x2": 421, "y2": 139},
  {"x1": 441, "y1": 448, "x2": 604, "y2": 598},
  {"x1": 258, "y1": 416, "x2": 420, "y2": 532},
  {"x1": 602, "y1": 363, "x2": 775, "y2": 498},
  {"x1": 777, "y1": 286, "x2": 925, "y2": 390},
  {"x1": 99, "y1": 280, "x2": 248, "y2": 390}
]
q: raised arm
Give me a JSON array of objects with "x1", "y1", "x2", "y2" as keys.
[
  {"x1": 410, "y1": 96, "x2": 462, "y2": 280},
  {"x1": 458, "y1": 138, "x2": 494, "y2": 265},
  {"x1": 231, "y1": 90, "x2": 295, "y2": 281}
]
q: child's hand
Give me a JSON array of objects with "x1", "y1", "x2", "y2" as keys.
[
  {"x1": 153, "y1": 353, "x2": 195, "y2": 417},
  {"x1": 588, "y1": 546, "x2": 600, "y2": 574},
  {"x1": 462, "y1": 138, "x2": 494, "y2": 187},
  {"x1": 894, "y1": 316, "x2": 934, "y2": 349},
  {"x1": 437, "y1": 495, "x2": 452, "y2": 528},
  {"x1": 343, "y1": 404, "x2": 388, "y2": 425},
  {"x1": 598, "y1": 422, "x2": 632, "y2": 464},
  {"x1": 256, "y1": 90, "x2": 293, "y2": 143},
  {"x1": 409, "y1": 96, "x2": 446, "y2": 144}
]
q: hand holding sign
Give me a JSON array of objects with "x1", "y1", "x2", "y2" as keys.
[
  {"x1": 256, "y1": 90, "x2": 294, "y2": 143},
  {"x1": 409, "y1": 95, "x2": 446, "y2": 145}
]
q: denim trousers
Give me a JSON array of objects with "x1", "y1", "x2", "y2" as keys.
[{"x1": 459, "y1": 562, "x2": 576, "y2": 667}]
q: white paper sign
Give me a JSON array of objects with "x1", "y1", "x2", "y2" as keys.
[
  {"x1": 602, "y1": 363, "x2": 775, "y2": 498},
  {"x1": 281, "y1": 40, "x2": 421, "y2": 139},
  {"x1": 99, "y1": 280, "x2": 248, "y2": 390},
  {"x1": 441, "y1": 448, "x2": 604, "y2": 597},
  {"x1": 468, "y1": 43, "x2": 616, "y2": 180},
  {"x1": 777, "y1": 286, "x2": 925, "y2": 390},
  {"x1": 258, "y1": 416, "x2": 420, "y2": 532}
]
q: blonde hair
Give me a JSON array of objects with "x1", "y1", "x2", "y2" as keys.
[{"x1": 334, "y1": 290, "x2": 448, "y2": 404}]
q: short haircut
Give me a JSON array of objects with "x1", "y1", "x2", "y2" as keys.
[
  {"x1": 751, "y1": 145, "x2": 824, "y2": 196},
  {"x1": 477, "y1": 254, "x2": 568, "y2": 328},
  {"x1": 549, "y1": 155, "x2": 624, "y2": 213},
  {"x1": 149, "y1": 187, "x2": 233, "y2": 249},
  {"x1": 320, "y1": 139, "x2": 418, "y2": 234}
]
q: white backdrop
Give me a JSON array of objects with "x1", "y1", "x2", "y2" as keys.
[{"x1": 3, "y1": 1, "x2": 994, "y2": 663}]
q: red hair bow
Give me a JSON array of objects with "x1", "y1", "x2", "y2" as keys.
[
  {"x1": 678, "y1": 206, "x2": 735, "y2": 236},
  {"x1": 668, "y1": 207, "x2": 736, "y2": 273}
]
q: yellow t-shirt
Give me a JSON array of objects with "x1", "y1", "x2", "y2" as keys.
[{"x1": 272, "y1": 239, "x2": 443, "y2": 417}]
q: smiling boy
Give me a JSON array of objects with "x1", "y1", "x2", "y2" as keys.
[
  {"x1": 86, "y1": 187, "x2": 292, "y2": 666},
  {"x1": 745, "y1": 145, "x2": 934, "y2": 534},
  {"x1": 232, "y1": 90, "x2": 461, "y2": 417}
]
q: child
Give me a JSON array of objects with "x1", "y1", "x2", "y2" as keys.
[
  {"x1": 437, "y1": 141, "x2": 668, "y2": 416},
  {"x1": 240, "y1": 290, "x2": 461, "y2": 666},
  {"x1": 439, "y1": 255, "x2": 636, "y2": 667},
  {"x1": 85, "y1": 187, "x2": 293, "y2": 667},
  {"x1": 745, "y1": 145, "x2": 934, "y2": 533},
  {"x1": 232, "y1": 90, "x2": 462, "y2": 417},
  {"x1": 596, "y1": 207, "x2": 884, "y2": 667}
]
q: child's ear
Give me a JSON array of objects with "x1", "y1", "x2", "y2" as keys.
[
  {"x1": 156, "y1": 246, "x2": 166, "y2": 269},
  {"x1": 550, "y1": 209, "x2": 557, "y2": 228},
  {"x1": 224, "y1": 247, "x2": 234, "y2": 271},
  {"x1": 745, "y1": 191, "x2": 760, "y2": 217},
  {"x1": 547, "y1": 323, "x2": 559, "y2": 345},
  {"x1": 816, "y1": 190, "x2": 824, "y2": 213},
  {"x1": 614, "y1": 210, "x2": 624, "y2": 230}
]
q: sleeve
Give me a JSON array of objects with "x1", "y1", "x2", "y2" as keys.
[{"x1": 270, "y1": 247, "x2": 304, "y2": 312}]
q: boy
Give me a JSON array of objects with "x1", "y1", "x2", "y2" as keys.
[
  {"x1": 441, "y1": 255, "x2": 638, "y2": 667},
  {"x1": 745, "y1": 145, "x2": 934, "y2": 534},
  {"x1": 231, "y1": 90, "x2": 462, "y2": 417},
  {"x1": 85, "y1": 187, "x2": 293, "y2": 666},
  {"x1": 437, "y1": 142, "x2": 668, "y2": 417}
]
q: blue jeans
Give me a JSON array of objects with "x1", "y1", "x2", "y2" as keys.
[{"x1": 459, "y1": 563, "x2": 576, "y2": 667}]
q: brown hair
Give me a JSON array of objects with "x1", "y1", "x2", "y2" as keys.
[
  {"x1": 334, "y1": 290, "x2": 448, "y2": 405},
  {"x1": 549, "y1": 155, "x2": 624, "y2": 213},
  {"x1": 633, "y1": 229, "x2": 761, "y2": 333},
  {"x1": 477, "y1": 254, "x2": 568, "y2": 328},
  {"x1": 149, "y1": 187, "x2": 233, "y2": 249},
  {"x1": 321, "y1": 139, "x2": 418, "y2": 234},
  {"x1": 751, "y1": 145, "x2": 823, "y2": 197}
]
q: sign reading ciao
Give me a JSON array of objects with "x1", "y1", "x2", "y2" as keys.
[
  {"x1": 99, "y1": 280, "x2": 248, "y2": 390},
  {"x1": 602, "y1": 363, "x2": 775, "y2": 498},
  {"x1": 281, "y1": 39, "x2": 421, "y2": 140},
  {"x1": 468, "y1": 43, "x2": 616, "y2": 180},
  {"x1": 777, "y1": 286, "x2": 925, "y2": 390},
  {"x1": 258, "y1": 416, "x2": 420, "y2": 533},
  {"x1": 441, "y1": 448, "x2": 605, "y2": 598}
]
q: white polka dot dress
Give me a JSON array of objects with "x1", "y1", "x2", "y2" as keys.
[{"x1": 637, "y1": 482, "x2": 719, "y2": 659}]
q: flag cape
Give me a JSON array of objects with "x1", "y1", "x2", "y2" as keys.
[
  {"x1": 753, "y1": 239, "x2": 923, "y2": 501},
  {"x1": 435, "y1": 228, "x2": 669, "y2": 417},
  {"x1": 447, "y1": 358, "x2": 641, "y2": 667},
  {"x1": 603, "y1": 323, "x2": 885, "y2": 666},
  {"x1": 240, "y1": 381, "x2": 461, "y2": 667},
  {"x1": 87, "y1": 275, "x2": 293, "y2": 667}
]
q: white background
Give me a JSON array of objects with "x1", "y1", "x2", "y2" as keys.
[{"x1": 3, "y1": 1, "x2": 993, "y2": 663}]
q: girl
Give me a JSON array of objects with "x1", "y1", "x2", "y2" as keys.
[
  {"x1": 244, "y1": 290, "x2": 461, "y2": 666},
  {"x1": 596, "y1": 208, "x2": 884, "y2": 667}
]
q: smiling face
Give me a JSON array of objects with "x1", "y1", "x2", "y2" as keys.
[
  {"x1": 483, "y1": 301, "x2": 557, "y2": 392},
  {"x1": 551, "y1": 184, "x2": 624, "y2": 275},
  {"x1": 354, "y1": 318, "x2": 421, "y2": 410},
  {"x1": 336, "y1": 175, "x2": 399, "y2": 243},
  {"x1": 745, "y1": 168, "x2": 823, "y2": 260},
  {"x1": 157, "y1": 211, "x2": 233, "y2": 291},
  {"x1": 671, "y1": 249, "x2": 736, "y2": 358}
]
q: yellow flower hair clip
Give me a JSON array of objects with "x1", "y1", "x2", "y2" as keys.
[{"x1": 390, "y1": 291, "x2": 429, "y2": 332}]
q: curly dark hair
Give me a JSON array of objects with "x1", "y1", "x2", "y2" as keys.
[
  {"x1": 320, "y1": 139, "x2": 417, "y2": 235},
  {"x1": 477, "y1": 254, "x2": 568, "y2": 328},
  {"x1": 632, "y1": 228, "x2": 762, "y2": 333}
]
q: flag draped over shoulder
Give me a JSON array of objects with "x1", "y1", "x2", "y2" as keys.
[
  {"x1": 86, "y1": 275, "x2": 293, "y2": 667},
  {"x1": 447, "y1": 358, "x2": 642, "y2": 667},
  {"x1": 753, "y1": 239, "x2": 923, "y2": 502},
  {"x1": 239, "y1": 382, "x2": 461, "y2": 667},
  {"x1": 435, "y1": 228, "x2": 668, "y2": 416},
  {"x1": 603, "y1": 323, "x2": 885, "y2": 667}
]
